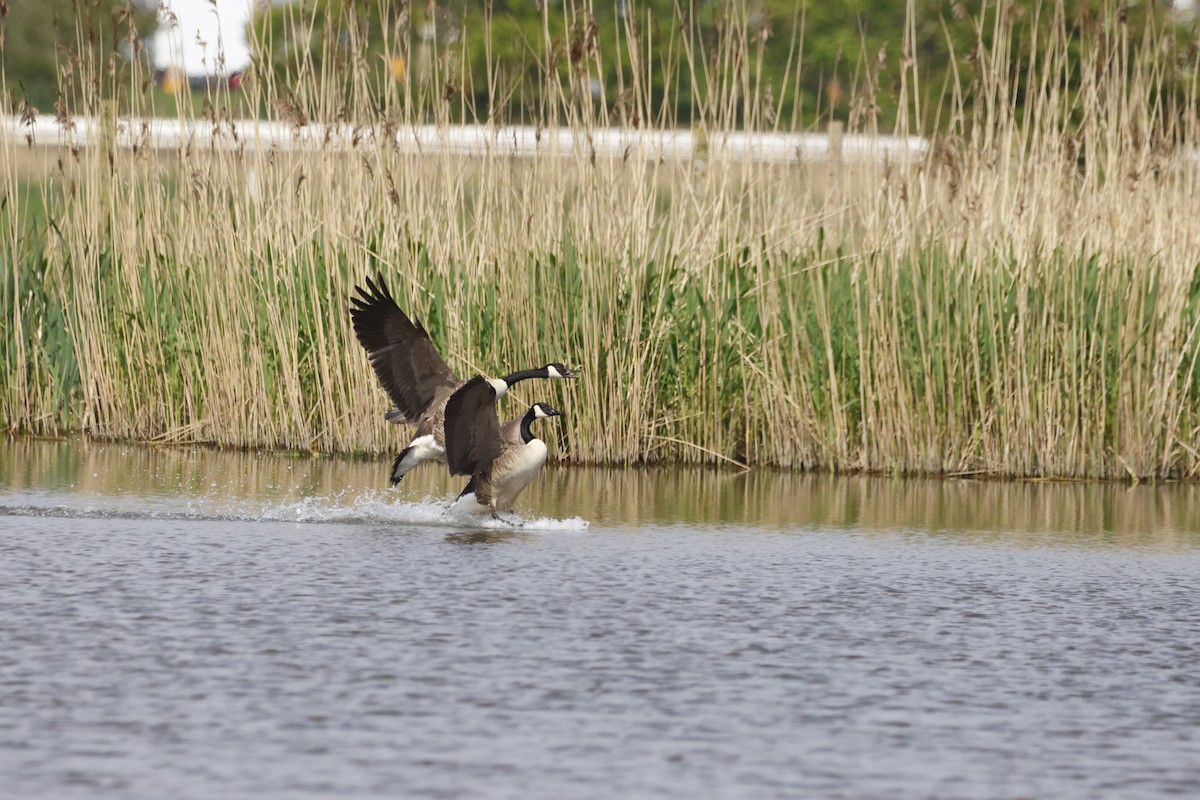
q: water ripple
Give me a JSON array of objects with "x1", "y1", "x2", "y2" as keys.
[{"x1": 1, "y1": 447, "x2": 1198, "y2": 799}]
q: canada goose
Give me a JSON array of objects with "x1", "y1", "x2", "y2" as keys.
[
  {"x1": 350, "y1": 274, "x2": 578, "y2": 483},
  {"x1": 444, "y1": 375, "x2": 563, "y2": 517}
]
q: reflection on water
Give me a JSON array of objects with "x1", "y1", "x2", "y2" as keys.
[{"x1": 1, "y1": 437, "x2": 1197, "y2": 542}]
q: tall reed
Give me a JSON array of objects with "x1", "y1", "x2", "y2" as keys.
[{"x1": 1, "y1": 0, "x2": 1198, "y2": 479}]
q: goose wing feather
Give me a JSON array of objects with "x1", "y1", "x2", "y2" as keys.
[
  {"x1": 498, "y1": 417, "x2": 525, "y2": 446},
  {"x1": 444, "y1": 376, "x2": 506, "y2": 477},
  {"x1": 351, "y1": 274, "x2": 459, "y2": 420}
]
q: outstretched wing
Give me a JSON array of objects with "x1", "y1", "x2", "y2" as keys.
[
  {"x1": 350, "y1": 273, "x2": 459, "y2": 420},
  {"x1": 444, "y1": 376, "x2": 505, "y2": 477}
]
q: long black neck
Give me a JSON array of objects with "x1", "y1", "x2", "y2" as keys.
[
  {"x1": 502, "y1": 366, "x2": 547, "y2": 387},
  {"x1": 519, "y1": 408, "x2": 539, "y2": 443}
]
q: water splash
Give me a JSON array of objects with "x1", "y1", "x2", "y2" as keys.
[
  {"x1": 261, "y1": 490, "x2": 588, "y2": 531},
  {"x1": 0, "y1": 487, "x2": 588, "y2": 532}
]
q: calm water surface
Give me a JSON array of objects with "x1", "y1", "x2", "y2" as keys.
[{"x1": 2, "y1": 439, "x2": 1199, "y2": 799}]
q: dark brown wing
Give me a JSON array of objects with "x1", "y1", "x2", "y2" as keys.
[
  {"x1": 444, "y1": 376, "x2": 506, "y2": 477},
  {"x1": 350, "y1": 273, "x2": 459, "y2": 420}
]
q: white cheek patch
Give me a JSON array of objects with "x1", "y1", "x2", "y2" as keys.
[
  {"x1": 547, "y1": 364, "x2": 563, "y2": 379},
  {"x1": 487, "y1": 377, "x2": 509, "y2": 397},
  {"x1": 533, "y1": 405, "x2": 549, "y2": 419}
]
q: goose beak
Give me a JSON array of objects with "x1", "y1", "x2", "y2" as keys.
[
  {"x1": 562, "y1": 366, "x2": 582, "y2": 379},
  {"x1": 545, "y1": 405, "x2": 563, "y2": 417}
]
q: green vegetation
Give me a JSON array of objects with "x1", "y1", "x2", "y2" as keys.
[
  {"x1": 1, "y1": 0, "x2": 158, "y2": 114},
  {"x1": 247, "y1": 0, "x2": 1192, "y2": 129},
  {"x1": 2, "y1": 1, "x2": 1199, "y2": 479}
]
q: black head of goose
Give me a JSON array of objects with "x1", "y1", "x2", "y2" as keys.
[
  {"x1": 349, "y1": 274, "x2": 579, "y2": 483},
  {"x1": 443, "y1": 375, "x2": 563, "y2": 518}
]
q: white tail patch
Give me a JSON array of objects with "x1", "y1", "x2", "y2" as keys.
[
  {"x1": 449, "y1": 491, "x2": 489, "y2": 516},
  {"x1": 391, "y1": 434, "x2": 444, "y2": 481}
]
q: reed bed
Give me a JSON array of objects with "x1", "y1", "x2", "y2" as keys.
[{"x1": 2, "y1": 1, "x2": 1198, "y2": 479}]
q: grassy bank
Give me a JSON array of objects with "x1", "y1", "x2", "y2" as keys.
[{"x1": 2, "y1": 2, "x2": 1199, "y2": 479}]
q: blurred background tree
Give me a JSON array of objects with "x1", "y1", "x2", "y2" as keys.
[
  {"x1": 1, "y1": 0, "x2": 158, "y2": 114},
  {"x1": 2, "y1": 0, "x2": 1193, "y2": 130},
  {"x1": 245, "y1": 0, "x2": 918, "y2": 127},
  {"x1": 247, "y1": 0, "x2": 1196, "y2": 130}
]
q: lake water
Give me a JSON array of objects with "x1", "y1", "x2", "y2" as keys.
[{"x1": 2, "y1": 439, "x2": 1199, "y2": 799}]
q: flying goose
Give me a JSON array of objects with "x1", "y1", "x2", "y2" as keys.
[
  {"x1": 444, "y1": 375, "x2": 563, "y2": 518},
  {"x1": 350, "y1": 274, "x2": 578, "y2": 484}
]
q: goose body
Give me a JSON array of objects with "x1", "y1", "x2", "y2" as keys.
[
  {"x1": 444, "y1": 375, "x2": 562, "y2": 516},
  {"x1": 458, "y1": 438, "x2": 548, "y2": 513},
  {"x1": 349, "y1": 274, "x2": 578, "y2": 483}
]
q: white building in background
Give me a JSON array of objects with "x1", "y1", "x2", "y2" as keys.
[{"x1": 151, "y1": 0, "x2": 256, "y2": 77}]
